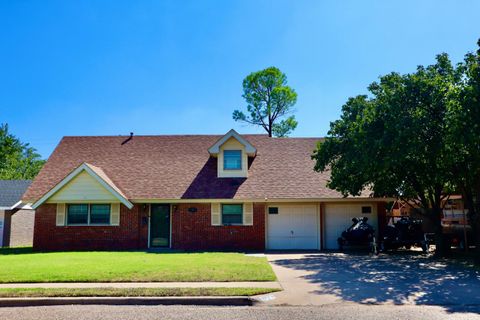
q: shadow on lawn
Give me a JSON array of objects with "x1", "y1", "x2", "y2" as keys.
[
  {"x1": 273, "y1": 252, "x2": 480, "y2": 314},
  {"x1": 0, "y1": 247, "x2": 33, "y2": 255}
]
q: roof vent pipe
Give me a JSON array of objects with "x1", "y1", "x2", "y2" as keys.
[{"x1": 121, "y1": 132, "x2": 134, "y2": 145}]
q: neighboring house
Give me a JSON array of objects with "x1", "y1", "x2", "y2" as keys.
[
  {"x1": 23, "y1": 130, "x2": 388, "y2": 251},
  {"x1": 0, "y1": 180, "x2": 33, "y2": 247}
]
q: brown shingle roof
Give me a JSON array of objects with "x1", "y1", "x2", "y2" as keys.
[
  {"x1": 84, "y1": 163, "x2": 128, "y2": 200},
  {"x1": 23, "y1": 134, "x2": 371, "y2": 202}
]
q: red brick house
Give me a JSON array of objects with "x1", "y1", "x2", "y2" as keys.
[{"x1": 23, "y1": 130, "x2": 387, "y2": 251}]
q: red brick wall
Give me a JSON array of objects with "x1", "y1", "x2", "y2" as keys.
[
  {"x1": 33, "y1": 204, "x2": 149, "y2": 251},
  {"x1": 33, "y1": 202, "x2": 266, "y2": 251},
  {"x1": 171, "y1": 203, "x2": 265, "y2": 251}
]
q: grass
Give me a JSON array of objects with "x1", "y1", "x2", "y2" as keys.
[
  {"x1": 0, "y1": 287, "x2": 279, "y2": 298},
  {"x1": 0, "y1": 248, "x2": 276, "y2": 283}
]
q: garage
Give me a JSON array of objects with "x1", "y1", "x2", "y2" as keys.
[
  {"x1": 323, "y1": 203, "x2": 378, "y2": 250},
  {"x1": 267, "y1": 204, "x2": 319, "y2": 250}
]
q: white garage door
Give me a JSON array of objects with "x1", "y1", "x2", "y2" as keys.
[
  {"x1": 267, "y1": 205, "x2": 319, "y2": 250},
  {"x1": 324, "y1": 203, "x2": 378, "y2": 250}
]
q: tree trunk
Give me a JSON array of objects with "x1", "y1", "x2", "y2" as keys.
[
  {"x1": 464, "y1": 189, "x2": 480, "y2": 265},
  {"x1": 472, "y1": 191, "x2": 480, "y2": 265},
  {"x1": 431, "y1": 207, "x2": 449, "y2": 257},
  {"x1": 462, "y1": 191, "x2": 480, "y2": 265},
  {"x1": 473, "y1": 216, "x2": 480, "y2": 265}
]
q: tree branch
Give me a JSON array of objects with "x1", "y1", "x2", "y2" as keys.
[
  {"x1": 400, "y1": 196, "x2": 421, "y2": 211},
  {"x1": 252, "y1": 103, "x2": 269, "y2": 133}
]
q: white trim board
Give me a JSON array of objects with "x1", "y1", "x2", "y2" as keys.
[
  {"x1": 130, "y1": 198, "x2": 393, "y2": 204},
  {"x1": 0, "y1": 201, "x2": 32, "y2": 211},
  {"x1": 208, "y1": 129, "x2": 256, "y2": 156}
]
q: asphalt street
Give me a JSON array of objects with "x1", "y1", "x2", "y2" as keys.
[{"x1": 1, "y1": 304, "x2": 479, "y2": 320}]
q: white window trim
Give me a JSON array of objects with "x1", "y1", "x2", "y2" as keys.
[{"x1": 208, "y1": 129, "x2": 256, "y2": 156}]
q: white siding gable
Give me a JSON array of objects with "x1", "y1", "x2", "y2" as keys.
[{"x1": 49, "y1": 171, "x2": 118, "y2": 202}]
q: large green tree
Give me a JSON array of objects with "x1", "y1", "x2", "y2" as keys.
[
  {"x1": 233, "y1": 67, "x2": 298, "y2": 137},
  {"x1": 447, "y1": 40, "x2": 480, "y2": 262},
  {"x1": 312, "y1": 54, "x2": 461, "y2": 256},
  {"x1": 0, "y1": 123, "x2": 45, "y2": 179}
]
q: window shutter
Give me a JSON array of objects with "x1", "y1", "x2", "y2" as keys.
[
  {"x1": 243, "y1": 202, "x2": 253, "y2": 226},
  {"x1": 56, "y1": 203, "x2": 66, "y2": 226},
  {"x1": 211, "y1": 203, "x2": 221, "y2": 226},
  {"x1": 110, "y1": 203, "x2": 120, "y2": 226}
]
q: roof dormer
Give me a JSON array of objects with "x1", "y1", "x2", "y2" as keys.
[{"x1": 208, "y1": 129, "x2": 256, "y2": 178}]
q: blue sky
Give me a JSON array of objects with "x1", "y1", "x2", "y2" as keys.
[{"x1": 1, "y1": 1, "x2": 479, "y2": 158}]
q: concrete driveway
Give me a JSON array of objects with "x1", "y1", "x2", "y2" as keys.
[{"x1": 262, "y1": 252, "x2": 480, "y2": 311}]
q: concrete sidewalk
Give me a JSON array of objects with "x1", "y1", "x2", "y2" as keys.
[
  {"x1": 0, "y1": 281, "x2": 281, "y2": 289},
  {"x1": 261, "y1": 253, "x2": 340, "y2": 305}
]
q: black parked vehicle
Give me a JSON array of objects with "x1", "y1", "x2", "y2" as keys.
[
  {"x1": 380, "y1": 216, "x2": 429, "y2": 253},
  {"x1": 338, "y1": 217, "x2": 378, "y2": 254}
]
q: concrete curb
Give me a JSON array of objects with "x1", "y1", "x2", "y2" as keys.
[{"x1": 0, "y1": 296, "x2": 254, "y2": 307}]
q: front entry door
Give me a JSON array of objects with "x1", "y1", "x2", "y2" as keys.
[{"x1": 150, "y1": 204, "x2": 170, "y2": 248}]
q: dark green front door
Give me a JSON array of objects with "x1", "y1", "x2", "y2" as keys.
[{"x1": 150, "y1": 204, "x2": 170, "y2": 248}]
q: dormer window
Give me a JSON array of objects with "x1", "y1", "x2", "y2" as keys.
[
  {"x1": 208, "y1": 129, "x2": 257, "y2": 178},
  {"x1": 224, "y1": 150, "x2": 242, "y2": 170}
]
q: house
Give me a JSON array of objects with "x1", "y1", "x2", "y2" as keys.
[
  {"x1": 22, "y1": 130, "x2": 387, "y2": 251},
  {"x1": 0, "y1": 180, "x2": 33, "y2": 247}
]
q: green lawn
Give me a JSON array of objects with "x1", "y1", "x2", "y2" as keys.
[
  {"x1": 0, "y1": 248, "x2": 276, "y2": 283},
  {"x1": 0, "y1": 287, "x2": 279, "y2": 298}
]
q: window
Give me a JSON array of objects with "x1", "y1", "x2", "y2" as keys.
[
  {"x1": 223, "y1": 150, "x2": 242, "y2": 170},
  {"x1": 222, "y1": 204, "x2": 243, "y2": 225},
  {"x1": 362, "y1": 206, "x2": 372, "y2": 214},
  {"x1": 67, "y1": 204, "x2": 88, "y2": 225},
  {"x1": 90, "y1": 204, "x2": 111, "y2": 224},
  {"x1": 268, "y1": 207, "x2": 279, "y2": 214},
  {"x1": 67, "y1": 204, "x2": 111, "y2": 225}
]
